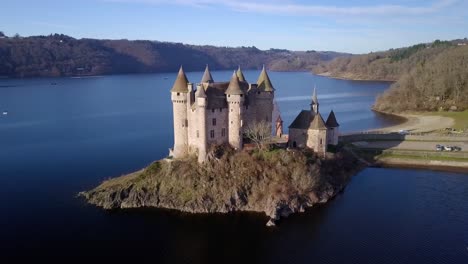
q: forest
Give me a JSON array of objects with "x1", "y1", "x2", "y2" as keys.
[
  {"x1": 313, "y1": 39, "x2": 468, "y2": 111},
  {"x1": 0, "y1": 33, "x2": 347, "y2": 78},
  {"x1": 373, "y1": 45, "x2": 468, "y2": 112}
]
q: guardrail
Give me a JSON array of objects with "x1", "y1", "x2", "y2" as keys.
[{"x1": 339, "y1": 132, "x2": 468, "y2": 143}]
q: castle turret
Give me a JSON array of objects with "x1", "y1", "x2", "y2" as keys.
[
  {"x1": 225, "y1": 71, "x2": 244, "y2": 150},
  {"x1": 326, "y1": 110, "x2": 340, "y2": 146},
  {"x1": 170, "y1": 66, "x2": 190, "y2": 158},
  {"x1": 307, "y1": 112, "x2": 328, "y2": 154},
  {"x1": 256, "y1": 65, "x2": 275, "y2": 126},
  {"x1": 236, "y1": 66, "x2": 246, "y2": 82},
  {"x1": 311, "y1": 86, "x2": 319, "y2": 115},
  {"x1": 201, "y1": 65, "x2": 214, "y2": 83},
  {"x1": 276, "y1": 115, "x2": 283, "y2": 137},
  {"x1": 196, "y1": 83, "x2": 208, "y2": 162}
]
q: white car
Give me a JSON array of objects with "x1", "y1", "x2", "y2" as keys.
[
  {"x1": 398, "y1": 130, "x2": 409, "y2": 135},
  {"x1": 444, "y1": 146, "x2": 453, "y2": 151}
]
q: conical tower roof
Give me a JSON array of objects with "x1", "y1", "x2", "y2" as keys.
[
  {"x1": 197, "y1": 85, "x2": 207, "y2": 98},
  {"x1": 276, "y1": 115, "x2": 283, "y2": 123},
  {"x1": 171, "y1": 66, "x2": 189, "y2": 93},
  {"x1": 312, "y1": 86, "x2": 318, "y2": 105},
  {"x1": 257, "y1": 65, "x2": 275, "y2": 92},
  {"x1": 201, "y1": 65, "x2": 214, "y2": 83},
  {"x1": 310, "y1": 112, "x2": 327, "y2": 130},
  {"x1": 326, "y1": 110, "x2": 339, "y2": 127},
  {"x1": 225, "y1": 71, "x2": 244, "y2": 95},
  {"x1": 236, "y1": 66, "x2": 246, "y2": 82}
]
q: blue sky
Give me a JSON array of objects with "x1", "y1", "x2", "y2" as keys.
[{"x1": 1, "y1": 0, "x2": 467, "y2": 53}]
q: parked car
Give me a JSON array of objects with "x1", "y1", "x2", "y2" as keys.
[
  {"x1": 435, "y1": 145, "x2": 444, "y2": 151},
  {"x1": 452, "y1": 146, "x2": 462, "y2": 152},
  {"x1": 444, "y1": 145, "x2": 454, "y2": 151},
  {"x1": 398, "y1": 129, "x2": 409, "y2": 135}
]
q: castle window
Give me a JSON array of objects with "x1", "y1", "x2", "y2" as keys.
[
  {"x1": 240, "y1": 94, "x2": 243, "y2": 97},
  {"x1": 212, "y1": 118, "x2": 217, "y2": 126},
  {"x1": 185, "y1": 119, "x2": 188, "y2": 127},
  {"x1": 219, "y1": 108, "x2": 222, "y2": 112},
  {"x1": 196, "y1": 130, "x2": 199, "y2": 138},
  {"x1": 177, "y1": 92, "x2": 180, "y2": 96},
  {"x1": 246, "y1": 105, "x2": 248, "y2": 110},
  {"x1": 210, "y1": 130, "x2": 215, "y2": 138},
  {"x1": 222, "y1": 128, "x2": 226, "y2": 137},
  {"x1": 320, "y1": 138, "x2": 323, "y2": 145},
  {"x1": 258, "y1": 92, "x2": 261, "y2": 95},
  {"x1": 231, "y1": 109, "x2": 233, "y2": 112},
  {"x1": 212, "y1": 109, "x2": 215, "y2": 113}
]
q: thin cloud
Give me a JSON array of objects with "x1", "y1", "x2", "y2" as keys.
[{"x1": 103, "y1": 0, "x2": 459, "y2": 16}]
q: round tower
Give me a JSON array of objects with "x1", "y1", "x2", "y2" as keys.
[
  {"x1": 256, "y1": 65, "x2": 275, "y2": 128},
  {"x1": 170, "y1": 66, "x2": 190, "y2": 158},
  {"x1": 196, "y1": 83, "x2": 208, "y2": 162},
  {"x1": 226, "y1": 71, "x2": 244, "y2": 150}
]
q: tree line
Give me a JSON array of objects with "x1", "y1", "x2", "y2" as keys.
[{"x1": 0, "y1": 33, "x2": 347, "y2": 78}]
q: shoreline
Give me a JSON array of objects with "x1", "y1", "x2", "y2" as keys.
[
  {"x1": 368, "y1": 109, "x2": 455, "y2": 133},
  {"x1": 313, "y1": 72, "x2": 396, "y2": 82},
  {"x1": 375, "y1": 158, "x2": 468, "y2": 173}
]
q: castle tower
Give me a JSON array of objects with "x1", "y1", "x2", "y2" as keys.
[
  {"x1": 307, "y1": 112, "x2": 328, "y2": 154},
  {"x1": 236, "y1": 66, "x2": 246, "y2": 82},
  {"x1": 201, "y1": 65, "x2": 214, "y2": 83},
  {"x1": 256, "y1": 65, "x2": 275, "y2": 126},
  {"x1": 225, "y1": 71, "x2": 244, "y2": 150},
  {"x1": 170, "y1": 66, "x2": 190, "y2": 158},
  {"x1": 196, "y1": 82, "x2": 208, "y2": 162},
  {"x1": 311, "y1": 86, "x2": 319, "y2": 115},
  {"x1": 275, "y1": 115, "x2": 283, "y2": 137},
  {"x1": 326, "y1": 110, "x2": 340, "y2": 146}
]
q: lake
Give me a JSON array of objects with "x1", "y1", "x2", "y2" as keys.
[{"x1": 0, "y1": 71, "x2": 467, "y2": 262}]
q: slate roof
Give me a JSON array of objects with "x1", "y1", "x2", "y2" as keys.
[
  {"x1": 201, "y1": 65, "x2": 214, "y2": 83},
  {"x1": 289, "y1": 110, "x2": 328, "y2": 130},
  {"x1": 236, "y1": 66, "x2": 246, "y2": 82},
  {"x1": 196, "y1": 84, "x2": 207, "y2": 98},
  {"x1": 225, "y1": 71, "x2": 244, "y2": 95},
  {"x1": 310, "y1": 112, "x2": 327, "y2": 130},
  {"x1": 326, "y1": 110, "x2": 339, "y2": 127},
  {"x1": 289, "y1": 110, "x2": 313, "y2": 129},
  {"x1": 257, "y1": 65, "x2": 275, "y2": 92},
  {"x1": 171, "y1": 66, "x2": 189, "y2": 93}
]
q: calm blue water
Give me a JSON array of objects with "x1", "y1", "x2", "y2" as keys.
[{"x1": 0, "y1": 72, "x2": 467, "y2": 262}]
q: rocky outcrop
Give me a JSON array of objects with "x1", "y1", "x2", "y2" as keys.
[{"x1": 79, "y1": 147, "x2": 363, "y2": 225}]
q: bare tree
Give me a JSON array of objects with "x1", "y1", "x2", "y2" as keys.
[{"x1": 244, "y1": 120, "x2": 272, "y2": 150}]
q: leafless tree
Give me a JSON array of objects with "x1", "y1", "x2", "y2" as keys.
[{"x1": 244, "y1": 120, "x2": 272, "y2": 150}]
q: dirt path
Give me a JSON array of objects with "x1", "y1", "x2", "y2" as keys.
[{"x1": 372, "y1": 114, "x2": 454, "y2": 133}]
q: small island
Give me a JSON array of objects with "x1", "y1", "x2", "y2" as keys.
[{"x1": 80, "y1": 66, "x2": 362, "y2": 226}]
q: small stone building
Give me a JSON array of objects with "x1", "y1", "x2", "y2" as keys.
[{"x1": 288, "y1": 88, "x2": 340, "y2": 154}]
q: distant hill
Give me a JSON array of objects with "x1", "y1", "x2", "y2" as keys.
[
  {"x1": 313, "y1": 38, "x2": 468, "y2": 112},
  {"x1": 373, "y1": 45, "x2": 468, "y2": 112},
  {"x1": 312, "y1": 39, "x2": 468, "y2": 81},
  {"x1": 0, "y1": 34, "x2": 349, "y2": 78}
]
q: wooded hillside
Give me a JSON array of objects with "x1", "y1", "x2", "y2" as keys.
[
  {"x1": 373, "y1": 45, "x2": 468, "y2": 112},
  {"x1": 0, "y1": 34, "x2": 347, "y2": 78}
]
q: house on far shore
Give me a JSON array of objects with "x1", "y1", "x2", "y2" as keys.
[{"x1": 288, "y1": 88, "x2": 339, "y2": 154}]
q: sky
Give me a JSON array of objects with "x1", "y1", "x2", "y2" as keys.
[{"x1": 1, "y1": 0, "x2": 467, "y2": 53}]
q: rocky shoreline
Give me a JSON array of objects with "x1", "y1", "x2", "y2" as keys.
[{"x1": 79, "y1": 147, "x2": 364, "y2": 226}]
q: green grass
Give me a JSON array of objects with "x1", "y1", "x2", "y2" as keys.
[{"x1": 429, "y1": 110, "x2": 468, "y2": 130}]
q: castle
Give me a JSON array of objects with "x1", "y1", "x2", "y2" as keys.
[
  {"x1": 169, "y1": 65, "x2": 274, "y2": 162},
  {"x1": 288, "y1": 88, "x2": 340, "y2": 153},
  {"x1": 169, "y1": 65, "x2": 339, "y2": 162}
]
